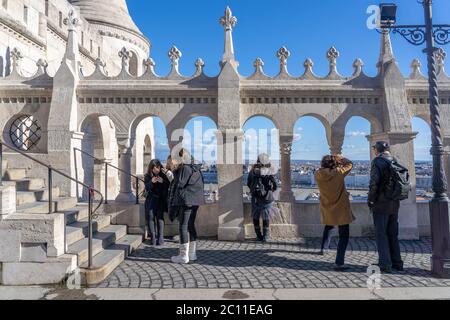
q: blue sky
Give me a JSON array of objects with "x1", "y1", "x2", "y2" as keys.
[{"x1": 127, "y1": 0, "x2": 448, "y2": 161}]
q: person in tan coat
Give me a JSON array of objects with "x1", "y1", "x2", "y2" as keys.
[{"x1": 315, "y1": 155, "x2": 355, "y2": 271}]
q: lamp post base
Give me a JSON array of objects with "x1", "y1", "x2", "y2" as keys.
[{"x1": 430, "y1": 198, "x2": 450, "y2": 278}]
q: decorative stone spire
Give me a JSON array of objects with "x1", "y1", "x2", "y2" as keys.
[
  {"x1": 10, "y1": 48, "x2": 23, "y2": 73},
  {"x1": 118, "y1": 47, "x2": 132, "y2": 71},
  {"x1": 326, "y1": 46, "x2": 341, "y2": 78},
  {"x1": 410, "y1": 58, "x2": 425, "y2": 79},
  {"x1": 276, "y1": 46, "x2": 291, "y2": 76},
  {"x1": 377, "y1": 28, "x2": 395, "y2": 73},
  {"x1": 36, "y1": 59, "x2": 49, "y2": 76},
  {"x1": 194, "y1": 58, "x2": 205, "y2": 76},
  {"x1": 63, "y1": 10, "x2": 81, "y2": 62},
  {"x1": 141, "y1": 58, "x2": 158, "y2": 79},
  {"x1": 219, "y1": 7, "x2": 238, "y2": 67},
  {"x1": 352, "y1": 58, "x2": 364, "y2": 77},
  {"x1": 254, "y1": 58, "x2": 265, "y2": 73},
  {"x1": 168, "y1": 46, "x2": 182, "y2": 76},
  {"x1": 435, "y1": 48, "x2": 447, "y2": 79}
]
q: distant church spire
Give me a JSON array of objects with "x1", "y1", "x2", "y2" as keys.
[{"x1": 219, "y1": 7, "x2": 238, "y2": 68}]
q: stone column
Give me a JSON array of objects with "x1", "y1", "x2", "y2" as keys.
[
  {"x1": 216, "y1": 128, "x2": 245, "y2": 240},
  {"x1": 279, "y1": 135, "x2": 295, "y2": 202},
  {"x1": 115, "y1": 136, "x2": 136, "y2": 203},
  {"x1": 369, "y1": 132, "x2": 419, "y2": 239}
]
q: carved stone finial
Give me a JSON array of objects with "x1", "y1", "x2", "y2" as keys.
[
  {"x1": 36, "y1": 58, "x2": 48, "y2": 75},
  {"x1": 168, "y1": 46, "x2": 182, "y2": 64},
  {"x1": 254, "y1": 58, "x2": 265, "y2": 72},
  {"x1": 352, "y1": 58, "x2": 364, "y2": 76},
  {"x1": 276, "y1": 47, "x2": 291, "y2": 67},
  {"x1": 95, "y1": 58, "x2": 106, "y2": 68},
  {"x1": 63, "y1": 10, "x2": 81, "y2": 31},
  {"x1": 195, "y1": 58, "x2": 205, "y2": 74},
  {"x1": 436, "y1": 48, "x2": 446, "y2": 64},
  {"x1": 219, "y1": 6, "x2": 237, "y2": 31},
  {"x1": 144, "y1": 58, "x2": 156, "y2": 68},
  {"x1": 410, "y1": 58, "x2": 424, "y2": 79},
  {"x1": 118, "y1": 47, "x2": 132, "y2": 69},
  {"x1": 327, "y1": 46, "x2": 340, "y2": 66},
  {"x1": 10, "y1": 48, "x2": 23, "y2": 69},
  {"x1": 304, "y1": 58, "x2": 313, "y2": 69}
]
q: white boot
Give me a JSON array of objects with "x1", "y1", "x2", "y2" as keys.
[
  {"x1": 171, "y1": 243, "x2": 189, "y2": 264},
  {"x1": 189, "y1": 241, "x2": 197, "y2": 261}
]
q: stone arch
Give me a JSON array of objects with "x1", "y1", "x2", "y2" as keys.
[
  {"x1": 291, "y1": 115, "x2": 330, "y2": 161},
  {"x1": 242, "y1": 115, "x2": 280, "y2": 164},
  {"x1": 132, "y1": 116, "x2": 155, "y2": 175},
  {"x1": 78, "y1": 114, "x2": 119, "y2": 201},
  {"x1": 296, "y1": 113, "x2": 332, "y2": 144},
  {"x1": 342, "y1": 116, "x2": 373, "y2": 160},
  {"x1": 182, "y1": 116, "x2": 218, "y2": 164},
  {"x1": 241, "y1": 113, "x2": 281, "y2": 132}
]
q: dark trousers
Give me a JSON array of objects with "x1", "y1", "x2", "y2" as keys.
[
  {"x1": 373, "y1": 212, "x2": 403, "y2": 269},
  {"x1": 145, "y1": 197, "x2": 165, "y2": 242},
  {"x1": 178, "y1": 206, "x2": 199, "y2": 244},
  {"x1": 321, "y1": 225, "x2": 350, "y2": 266}
]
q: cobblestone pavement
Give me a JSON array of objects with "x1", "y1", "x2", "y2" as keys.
[{"x1": 97, "y1": 237, "x2": 450, "y2": 289}]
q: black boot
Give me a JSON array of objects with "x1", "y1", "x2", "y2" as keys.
[
  {"x1": 254, "y1": 226, "x2": 263, "y2": 241},
  {"x1": 263, "y1": 227, "x2": 270, "y2": 243}
]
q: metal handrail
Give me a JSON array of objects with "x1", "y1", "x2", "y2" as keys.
[
  {"x1": 0, "y1": 140, "x2": 103, "y2": 270},
  {"x1": 73, "y1": 147, "x2": 144, "y2": 205}
]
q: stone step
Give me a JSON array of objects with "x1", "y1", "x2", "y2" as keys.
[
  {"x1": 61, "y1": 205, "x2": 90, "y2": 225},
  {"x1": 16, "y1": 197, "x2": 78, "y2": 214},
  {"x1": 67, "y1": 224, "x2": 128, "y2": 266},
  {"x1": 80, "y1": 234, "x2": 143, "y2": 285},
  {"x1": 65, "y1": 215, "x2": 111, "y2": 246},
  {"x1": 16, "y1": 188, "x2": 60, "y2": 206},
  {"x1": 12, "y1": 178, "x2": 46, "y2": 191},
  {"x1": 3, "y1": 168, "x2": 27, "y2": 180},
  {"x1": 1, "y1": 254, "x2": 77, "y2": 286}
]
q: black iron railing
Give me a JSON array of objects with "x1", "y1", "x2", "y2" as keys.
[
  {"x1": 0, "y1": 140, "x2": 103, "y2": 269},
  {"x1": 73, "y1": 147, "x2": 145, "y2": 205}
]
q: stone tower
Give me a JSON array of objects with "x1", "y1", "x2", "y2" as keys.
[{"x1": 69, "y1": 0, "x2": 150, "y2": 75}]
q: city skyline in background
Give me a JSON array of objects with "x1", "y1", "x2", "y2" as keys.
[{"x1": 127, "y1": 0, "x2": 445, "y2": 162}]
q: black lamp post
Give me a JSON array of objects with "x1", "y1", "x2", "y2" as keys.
[{"x1": 379, "y1": 1, "x2": 450, "y2": 278}]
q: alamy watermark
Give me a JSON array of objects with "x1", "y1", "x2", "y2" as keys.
[{"x1": 367, "y1": 5, "x2": 382, "y2": 30}]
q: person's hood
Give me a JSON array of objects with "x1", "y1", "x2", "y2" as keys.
[
  {"x1": 315, "y1": 168, "x2": 337, "y2": 182},
  {"x1": 180, "y1": 153, "x2": 194, "y2": 165}
]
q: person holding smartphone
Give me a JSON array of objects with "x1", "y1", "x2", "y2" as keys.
[{"x1": 144, "y1": 159, "x2": 170, "y2": 246}]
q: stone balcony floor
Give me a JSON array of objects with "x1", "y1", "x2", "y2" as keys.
[{"x1": 96, "y1": 237, "x2": 450, "y2": 289}]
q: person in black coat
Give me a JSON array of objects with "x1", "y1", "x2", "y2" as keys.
[
  {"x1": 368, "y1": 141, "x2": 404, "y2": 273},
  {"x1": 247, "y1": 153, "x2": 279, "y2": 242},
  {"x1": 168, "y1": 148, "x2": 205, "y2": 264},
  {"x1": 144, "y1": 159, "x2": 170, "y2": 246}
]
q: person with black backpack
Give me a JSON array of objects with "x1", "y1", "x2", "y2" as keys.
[
  {"x1": 168, "y1": 148, "x2": 205, "y2": 264},
  {"x1": 368, "y1": 141, "x2": 411, "y2": 273},
  {"x1": 247, "y1": 153, "x2": 279, "y2": 242}
]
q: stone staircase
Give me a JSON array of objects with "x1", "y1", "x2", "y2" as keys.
[{"x1": 1, "y1": 162, "x2": 143, "y2": 285}]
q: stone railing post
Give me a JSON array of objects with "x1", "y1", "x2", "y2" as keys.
[{"x1": 115, "y1": 136, "x2": 136, "y2": 203}]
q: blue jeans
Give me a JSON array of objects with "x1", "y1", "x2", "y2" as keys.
[
  {"x1": 373, "y1": 212, "x2": 403, "y2": 269},
  {"x1": 321, "y1": 225, "x2": 350, "y2": 266}
]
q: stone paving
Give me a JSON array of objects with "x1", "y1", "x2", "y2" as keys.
[{"x1": 96, "y1": 237, "x2": 450, "y2": 289}]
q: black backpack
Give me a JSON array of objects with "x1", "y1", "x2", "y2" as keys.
[
  {"x1": 251, "y1": 174, "x2": 272, "y2": 199},
  {"x1": 381, "y1": 158, "x2": 411, "y2": 201}
]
